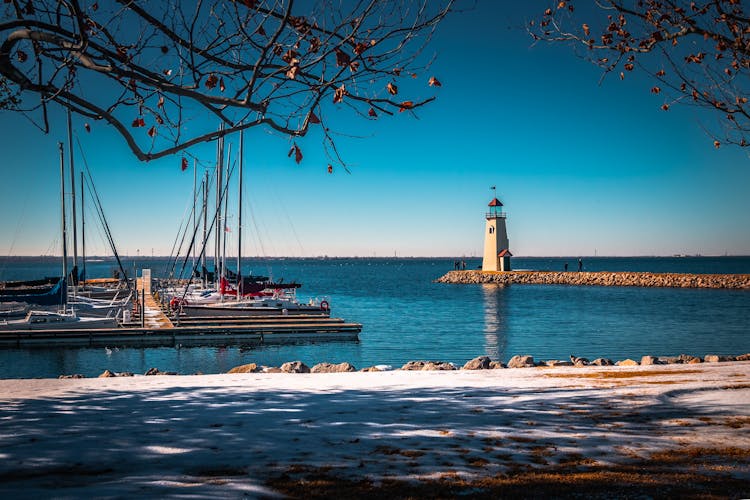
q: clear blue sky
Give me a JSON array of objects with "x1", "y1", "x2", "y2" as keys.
[{"x1": 1, "y1": 3, "x2": 749, "y2": 258}]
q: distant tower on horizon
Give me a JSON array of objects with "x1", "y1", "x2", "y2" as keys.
[{"x1": 482, "y1": 190, "x2": 511, "y2": 272}]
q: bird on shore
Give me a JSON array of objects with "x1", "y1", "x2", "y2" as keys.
[{"x1": 105, "y1": 347, "x2": 112, "y2": 356}]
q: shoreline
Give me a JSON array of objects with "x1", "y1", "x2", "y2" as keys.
[
  {"x1": 436, "y1": 270, "x2": 750, "y2": 288},
  {"x1": 1, "y1": 361, "x2": 748, "y2": 497},
  {"x1": 40, "y1": 350, "x2": 750, "y2": 379}
]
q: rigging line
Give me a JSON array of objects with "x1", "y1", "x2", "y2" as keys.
[
  {"x1": 165, "y1": 210, "x2": 187, "y2": 277},
  {"x1": 246, "y1": 198, "x2": 268, "y2": 260},
  {"x1": 0, "y1": 189, "x2": 31, "y2": 279},
  {"x1": 82, "y1": 173, "x2": 123, "y2": 282},
  {"x1": 87, "y1": 206, "x2": 110, "y2": 258},
  {"x1": 169, "y1": 191, "x2": 200, "y2": 280},
  {"x1": 246, "y1": 198, "x2": 275, "y2": 280},
  {"x1": 75, "y1": 136, "x2": 132, "y2": 293},
  {"x1": 269, "y1": 182, "x2": 305, "y2": 257},
  {"x1": 80, "y1": 189, "x2": 107, "y2": 257},
  {"x1": 43, "y1": 237, "x2": 59, "y2": 258},
  {"x1": 165, "y1": 169, "x2": 206, "y2": 278},
  {"x1": 176, "y1": 157, "x2": 237, "y2": 286},
  {"x1": 176, "y1": 184, "x2": 210, "y2": 284},
  {"x1": 165, "y1": 200, "x2": 193, "y2": 279}
]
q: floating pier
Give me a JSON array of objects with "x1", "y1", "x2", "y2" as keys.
[
  {"x1": 0, "y1": 272, "x2": 361, "y2": 347},
  {"x1": 0, "y1": 316, "x2": 361, "y2": 348}
]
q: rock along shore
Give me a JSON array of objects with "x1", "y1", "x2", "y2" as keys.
[{"x1": 435, "y1": 270, "x2": 750, "y2": 289}]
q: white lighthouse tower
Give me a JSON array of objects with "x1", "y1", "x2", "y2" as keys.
[{"x1": 482, "y1": 192, "x2": 511, "y2": 272}]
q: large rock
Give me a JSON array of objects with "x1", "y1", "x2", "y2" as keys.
[
  {"x1": 570, "y1": 355, "x2": 590, "y2": 366},
  {"x1": 506, "y1": 355, "x2": 535, "y2": 368},
  {"x1": 144, "y1": 367, "x2": 176, "y2": 375},
  {"x1": 704, "y1": 354, "x2": 724, "y2": 363},
  {"x1": 360, "y1": 364, "x2": 393, "y2": 372},
  {"x1": 658, "y1": 356, "x2": 679, "y2": 364},
  {"x1": 58, "y1": 374, "x2": 84, "y2": 379},
  {"x1": 591, "y1": 358, "x2": 614, "y2": 366},
  {"x1": 262, "y1": 366, "x2": 283, "y2": 373},
  {"x1": 423, "y1": 361, "x2": 456, "y2": 371},
  {"x1": 311, "y1": 362, "x2": 357, "y2": 373},
  {"x1": 280, "y1": 361, "x2": 310, "y2": 373},
  {"x1": 677, "y1": 354, "x2": 699, "y2": 363},
  {"x1": 462, "y1": 356, "x2": 491, "y2": 370},
  {"x1": 99, "y1": 369, "x2": 116, "y2": 378},
  {"x1": 640, "y1": 355, "x2": 662, "y2": 366},
  {"x1": 227, "y1": 363, "x2": 259, "y2": 374},
  {"x1": 544, "y1": 360, "x2": 573, "y2": 367},
  {"x1": 736, "y1": 353, "x2": 750, "y2": 361},
  {"x1": 401, "y1": 361, "x2": 427, "y2": 371},
  {"x1": 615, "y1": 359, "x2": 639, "y2": 366},
  {"x1": 489, "y1": 361, "x2": 506, "y2": 369}
]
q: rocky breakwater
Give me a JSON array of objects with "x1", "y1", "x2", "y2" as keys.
[{"x1": 435, "y1": 270, "x2": 750, "y2": 289}]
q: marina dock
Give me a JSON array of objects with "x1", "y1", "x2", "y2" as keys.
[
  {"x1": 0, "y1": 272, "x2": 361, "y2": 348},
  {"x1": 0, "y1": 315, "x2": 361, "y2": 347}
]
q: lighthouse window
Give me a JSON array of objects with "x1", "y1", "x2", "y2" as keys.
[{"x1": 489, "y1": 227, "x2": 494, "y2": 234}]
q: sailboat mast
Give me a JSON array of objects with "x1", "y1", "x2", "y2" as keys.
[
  {"x1": 67, "y1": 108, "x2": 78, "y2": 290},
  {"x1": 192, "y1": 159, "x2": 197, "y2": 270},
  {"x1": 80, "y1": 171, "x2": 86, "y2": 284},
  {"x1": 59, "y1": 142, "x2": 68, "y2": 304},
  {"x1": 215, "y1": 133, "x2": 223, "y2": 285},
  {"x1": 222, "y1": 144, "x2": 231, "y2": 279},
  {"x1": 202, "y1": 171, "x2": 208, "y2": 288},
  {"x1": 237, "y1": 130, "x2": 243, "y2": 301}
]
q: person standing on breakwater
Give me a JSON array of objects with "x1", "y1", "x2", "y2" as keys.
[
  {"x1": 564, "y1": 263, "x2": 568, "y2": 272},
  {"x1": 578, "y1": 258, "x2": 583, "y2": 272}
]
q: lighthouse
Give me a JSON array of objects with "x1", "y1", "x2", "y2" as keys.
[{"x1": 482, "y1": 195, "x2": 511, "y2": 272}]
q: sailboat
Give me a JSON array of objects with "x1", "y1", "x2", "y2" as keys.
[
  {"x1": 0, "y1": 142, "x2": 120, "y2": 332},
  {"x1": 162, "y1": 130, "x2": 330, "y2": 317}
]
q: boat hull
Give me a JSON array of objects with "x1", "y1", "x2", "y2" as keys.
[{"x1": 179, "y1": 304, "x2": 329, "y2": 317}]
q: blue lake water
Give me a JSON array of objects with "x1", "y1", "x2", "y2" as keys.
[{"x1": 0, "y1": 256, "x2": 748, "y2": 378}]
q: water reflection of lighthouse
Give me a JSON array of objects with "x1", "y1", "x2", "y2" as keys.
[{"x1": 481, "y1": 283, "x2": 508, "y2": 360}]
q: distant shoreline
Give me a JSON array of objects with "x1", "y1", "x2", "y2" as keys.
[{"x1": 2, "y1": 255, "x2": 750, "y2": 260}]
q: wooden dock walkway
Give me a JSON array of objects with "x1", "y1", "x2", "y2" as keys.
[{"x1": 136, "y1": 271, "x2": 173, "y2": 329}]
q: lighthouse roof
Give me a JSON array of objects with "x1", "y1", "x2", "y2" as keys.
[
  {"x1": 498, "y1": 249, "x2": 513, "y2": 257},
  {"x1": 488, "y1": 197, "x2": 503, "y2": 207}
]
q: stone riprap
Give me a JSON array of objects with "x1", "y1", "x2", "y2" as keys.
[{"x1": 435, "y1": 270, "x2": 750, "y2": 289}]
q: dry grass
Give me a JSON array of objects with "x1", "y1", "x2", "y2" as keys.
[
  {"x1": 723, "y1": 416, "x2": 750, "y2": 429},
  {"x1": 267, "y1": 447, "x2": 750, "y2": 499}
]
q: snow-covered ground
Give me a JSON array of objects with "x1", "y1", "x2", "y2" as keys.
[{"x1": 1, "y1": 362, "x2": 749, "y2": 498}]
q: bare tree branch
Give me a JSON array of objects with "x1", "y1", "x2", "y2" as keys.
[
  {"x1": 0, "y1": 0, "x2": 454, "y2": 163},
  {"x1": 531, "y1": 0, "x2": 750, "y2": 148}
]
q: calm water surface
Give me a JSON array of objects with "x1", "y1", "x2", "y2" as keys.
[{"x1": 0, "y1": 256, "x2": 748, "y2": 378}]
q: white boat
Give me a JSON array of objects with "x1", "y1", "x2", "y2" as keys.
[
  {"x1": 0, "y1": 310, "x2": 118, "y2": 331},
  {"x1": 170, "y1": 286, "x2": 330, "y2": 317},
  {"x1": 0, "y1": 302, "x2": 29, "y2": 319}
]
